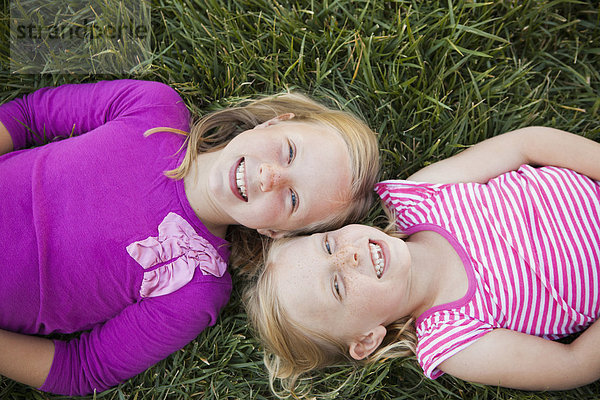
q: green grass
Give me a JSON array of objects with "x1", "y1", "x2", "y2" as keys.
[{"x1": 1, "y1": 0, "x2": 600, "y2": 399}]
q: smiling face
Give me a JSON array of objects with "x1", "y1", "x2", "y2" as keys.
[
  {"x1": 270, "y1": 224, "x2": 413, "y2": 358},
  {"x1": 206, "y1": 118, "x2": 352, "y2": 236}
]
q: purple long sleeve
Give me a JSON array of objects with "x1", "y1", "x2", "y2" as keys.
[
  {"x1": 1, "y1": 80, "x2": 181, "y2": 150},
  {"x1": 0, "y1": 80, "x2": 232, "y2": 395}
]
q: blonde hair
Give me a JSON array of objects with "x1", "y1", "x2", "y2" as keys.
[
  {"x1": 147, "y1": 92, "x2": 380, "y2": 274},
  {"x1": 245, "y1": 234, "x2": 417, "y2": 398}
]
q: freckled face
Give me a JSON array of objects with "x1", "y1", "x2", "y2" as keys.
[
  {"x1": 272, "y1": 225, "x2": 412, "y2": 343},
  {"x1": 206, "y1": 120, "x2": 352, "y2": 235}
]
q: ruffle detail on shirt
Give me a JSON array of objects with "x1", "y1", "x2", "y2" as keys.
[
  {"x1": 126, "y1": 212, "x2": 227, "y2": 298},
  {"x1": 416, "y1": 313, "x2": 493, "y2": 379},
  {"x1": 375, "y1": 180, "x2": 442, "y2": 229}
]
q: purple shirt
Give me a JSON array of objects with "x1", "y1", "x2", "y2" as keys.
[{"x1": 0, "y1": 80, "x2": 232, "y2": 395}]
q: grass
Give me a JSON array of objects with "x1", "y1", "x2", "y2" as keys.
[{"x1": 1, "y1": 0, "x2": 599, "y2": 399}]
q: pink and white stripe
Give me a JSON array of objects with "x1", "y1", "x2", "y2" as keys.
[{"x1": 375, "y1": 165, "x2": 600, "y2": 379}]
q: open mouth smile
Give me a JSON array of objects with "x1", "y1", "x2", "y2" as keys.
[
  {"x1": 369, "y1": 241, "x2": 385, "y2": 278},
  {"x1": 231, "y1": 158, "x2": 248, "y2": 202}
]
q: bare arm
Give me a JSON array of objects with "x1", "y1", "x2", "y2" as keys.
[
  {"x1": 439, "y1": 320, "x2": 600, "y2": 390},
  {"x1": 0, "y1": 329, "x2": 54, "y2": 388},
  {"x1": 0, "y1": 121, "x2": 13, "y2": 155},
  {"x1": 408, "y1": 127, "x2": 600, "y2": 184}
]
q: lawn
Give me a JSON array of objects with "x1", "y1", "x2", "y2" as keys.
[{"x1": 1, "y1": 0, "x2": 599, "y2": 399}]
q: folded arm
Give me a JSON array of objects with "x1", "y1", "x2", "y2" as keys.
[
  {"x1": 0, "y1": 80, "x2": 187, "y2": 155},
  {"x1": 439, "y1": 319, "x2": 600, "y2": 390},
  {"x1": 408, "y1": 127, "x2": 600, "y2": 184}
]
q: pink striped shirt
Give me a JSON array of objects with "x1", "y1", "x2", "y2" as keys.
[{"x1": 375, "y1": 165, "x2": 600, "y2": 379}]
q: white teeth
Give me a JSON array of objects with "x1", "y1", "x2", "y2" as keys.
[
  {"x1": 369, "y1": 243, "x2": 384, "y2": 278},
  {"x1": 236, "y1": 160, "x2": 247, "y2": 200}
]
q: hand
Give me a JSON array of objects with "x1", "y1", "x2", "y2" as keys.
[{"x1": 0, "y1": 122, "x2": 13, "y2": 155}]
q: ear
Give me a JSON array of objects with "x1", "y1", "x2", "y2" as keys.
[
  {"x1": 348, "y1": 325, "x2": 387, "y2": 361},
  {"x1": 254, "y1": 113, "x2": 295, "y2": 129},
  {"x1": 257, "y1": 228, "x2": 285, "y2": 238}
]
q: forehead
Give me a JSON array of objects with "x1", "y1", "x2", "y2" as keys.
[
  {"x1": 271, "y1": 236, "x2": 314, "y2": 275},
  {"x1": 285, "y1": 121, "x2": 348, "y2": 159},
  {"x1": 289, "y1": 123, "x2": 353, "y2": 225},
  {"x1": 271, "y1": 237, "x2": 331, "y2": 318}
]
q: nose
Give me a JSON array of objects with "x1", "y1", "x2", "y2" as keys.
[
  {"x1": 337, "y1": 245, "x2": 359, "y2": 269},
  {"x1": 259, "y1": 163, "x2": 288, "y2": 192}
]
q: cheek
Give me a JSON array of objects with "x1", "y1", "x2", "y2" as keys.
[
  {"x1": 256, "y1": 193, "x2": 285, "y2": 214},
  {"x1": 344, "y1": 276, "x2": 378, "y2": 311},
  {"x1": 241, "y1": 197, "x2": 285, "y2": 228}
]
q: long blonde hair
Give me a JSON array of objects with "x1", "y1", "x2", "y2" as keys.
[
  {"x1": 244, "y1": 235, "x2": 417, "y2": 398},
  {"x1": 147, "y1": 92, "x2": 380, "y2": 274}
]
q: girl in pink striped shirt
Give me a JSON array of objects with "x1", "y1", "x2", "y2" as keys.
[{"x1": 246, "y1": 126, "x2": 600, "y2": 396}]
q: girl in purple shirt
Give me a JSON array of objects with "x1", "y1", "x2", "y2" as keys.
[{"x1": 0, "y1": 79, "x2": 379, "y2": 395}]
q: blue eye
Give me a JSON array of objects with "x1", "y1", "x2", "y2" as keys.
[
  {"x1": 288, "y1": 142, "x2": 295, "y2": 163},
  {"x1": 290, "y1": 190, "x2": 297, "y2": 209},
  {"x1": 325, "y1": 236, "x2": 332, "y2": 254},
  {"x1": 333, "y1": 276, "x2": 340, "y2": 296}
]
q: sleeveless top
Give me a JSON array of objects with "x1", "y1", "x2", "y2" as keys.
[{"x1": 375, "y1": 165, "x2": 600, "y2": 379}]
